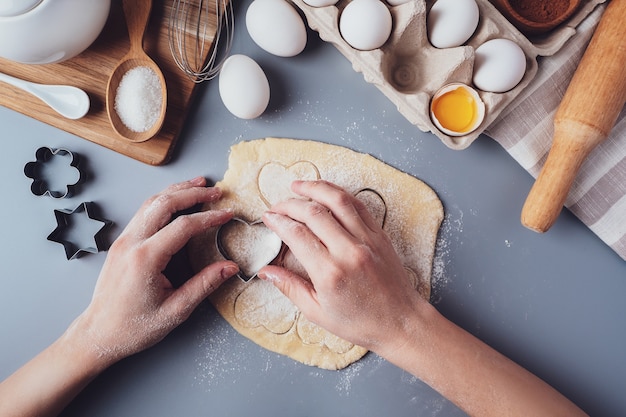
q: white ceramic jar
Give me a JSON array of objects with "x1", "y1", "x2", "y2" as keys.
[{"x1": 0, "y1": 0, "x2": 111, "y2": 64}]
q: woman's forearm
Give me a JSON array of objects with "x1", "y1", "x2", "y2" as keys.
[
  {"x1": 262, "y1": 180, "x2": 587, "y2": 417},
  {"x1": 378, "y1": 303, "x2": 588, "y2": 417},
  {"x1": 0, "y1": 324, "x2": 110, "y2": 417},
  {"x1": 0, "y1": 179, "x2": 239, "y2": 417}
]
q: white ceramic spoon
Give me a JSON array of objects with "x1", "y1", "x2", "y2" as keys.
[{"x1": 0, "y1": 71, "x2": 90, "y2": 120}]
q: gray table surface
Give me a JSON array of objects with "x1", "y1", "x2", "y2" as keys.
[{"x1": 1, "y1": 3, "x2": 625, "y2": 416}]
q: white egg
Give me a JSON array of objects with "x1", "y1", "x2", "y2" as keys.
[
  {"x1": 473, "y1": 38, "x2": 527, "y2": 93},
  {"x1": 427, "y1": 0, "x2": 479, "y2": 49},
  {"x1": 219, "y1": 55, "x2": 270, "y2": 119},
  {"x1": 246, "y1": 0, "x2": 307, "y2": 57},
  {"x1": 303, "y1": 0, "x2": 338, "y2": 7},
  {"x1": 339, "y1": 0, "x2": 392, "y2": 51}
]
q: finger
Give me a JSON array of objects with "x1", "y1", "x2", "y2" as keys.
[
  {"x1": 145, "y1": 209, "x2": 233, "y2": 271},
  {"x1": 269, "y1": 198, "x2": 356, "y2": 252},
  {"x1": 127, "y1": 184, "x2": 223, "y2": 239},
  {"x1": 160, "y1": 261, "x2": 239, "y2": 324},
  {"x1": 140, "y1": 177, "x2": 210, "y2": 220},
  {"x1": 293, "y1": 180, "x2": 379, "y2": 231},
  {"x1": 140, "y1": 186, "x2": 222, "y2": 235},
  {"x1": 258, "y1": 265, "x2": 320, "y2": 321},
  {"x1": 262, "y1": 211, "x2": 331, "y2": 277},
  {"x1": 291, "y1": 180, "x2": 378, "y2": 239},
  {"x1": 160, "y1": 176, "x2": 208, "y2": 194}
]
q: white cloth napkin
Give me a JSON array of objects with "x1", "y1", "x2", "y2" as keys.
[{"x1": 485, "y1": 5, "x2": 626, "y2": 261}]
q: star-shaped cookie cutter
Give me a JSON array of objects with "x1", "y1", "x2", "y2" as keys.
[
  {"x1": 24, "y1": 147, "x2": 85, "y2": 199},
  {"x1": 47, "y1": 202, "x2": 112, "y2": 260}
]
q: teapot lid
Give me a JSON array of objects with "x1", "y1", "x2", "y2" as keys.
[{"x1": 0, "y1": 0, "x2": 43, "y2": 17}]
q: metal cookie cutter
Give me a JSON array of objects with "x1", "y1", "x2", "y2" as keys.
[
  {"x1": 47, "y1": 202, "x2": 112, "y2": 260},
  {"x1": 24, "y1": 147, "x2": 85, "y2": 199},
  {"x1": 215, "y1": 218, "x2": 283, "y2": 282}
]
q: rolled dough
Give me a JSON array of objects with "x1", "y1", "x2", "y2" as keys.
[{"x1": 188, "y1": 138, "x2": 443, "y2": 370}]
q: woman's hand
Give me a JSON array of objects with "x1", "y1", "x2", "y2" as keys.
[
  {"x1": 70, "y1": 177, "x2": 239, "y2": 365},
  {"x1": 259, "y1": 180, "x2": 427, "y2": 353},
  {"x1": 260, "y1": 180, "x2": 588, "y2": 417},
  {"x1": 0, "y1": 177, "x2": 239, "y2": 417}
]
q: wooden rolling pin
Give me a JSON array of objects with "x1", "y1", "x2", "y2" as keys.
[{"x1": 521, "y1": 0, "x2": 626, "y2": 232}]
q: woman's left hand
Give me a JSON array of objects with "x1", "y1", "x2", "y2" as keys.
[{"x1": 70, "y1": 177, "x2": 239, "y2": 365}]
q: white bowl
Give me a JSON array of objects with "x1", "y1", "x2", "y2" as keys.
[{"x1": 0, "y1": 0, "x2": 111, "y2": 64}]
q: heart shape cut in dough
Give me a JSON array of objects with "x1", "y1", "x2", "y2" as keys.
[
  {"x1": 354, "y1": 188, "x2": 387, "y2": 227},
  {"x1": 257, "y1": 161, "x2": 320, "y2": 207},
  {"x1": 234, "y1": 279, "x2": 298, "y2": 334},
  {"x1": 216, "y1": 218, "x2": 283, "y2": 282},
  {"x1": 296, "y1": 314, "x2": 354, "y2": 353}
]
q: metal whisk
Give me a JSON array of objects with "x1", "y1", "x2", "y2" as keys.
[{"x1": 168, "y1": 0, "x2": 234, "y2": 83}]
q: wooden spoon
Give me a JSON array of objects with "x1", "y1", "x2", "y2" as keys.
[
  {"x1": 105, "y1": 0, "x2": 167, "y2": 143},
  {"x1": 521, "y1": 0, "x2": 626, "y2": 232}
]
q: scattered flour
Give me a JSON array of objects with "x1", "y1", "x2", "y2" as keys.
[
  {"x1": 305, "y1": 353, "x2": 387, "y2": 396},
  {"x1": 335, "y1": 358, "x2": 366, "y2": 394},
  {"x1": 194, "y1": 311, "x2": 385, "y2": 397},
  {"x1": 430, "y1": 206, "x2": 464, "y2": 304},
  {"x1": 193, "y1": 314, "x2": 251, "y2": 388}
]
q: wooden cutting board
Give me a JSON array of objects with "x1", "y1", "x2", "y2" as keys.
[{"x1": 0, "y1": 0, "x2": 218, "y2": 166}]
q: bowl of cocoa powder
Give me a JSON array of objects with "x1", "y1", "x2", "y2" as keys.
[{"x1": 489, "y1": 0, "x2": 582, "y2": 35}]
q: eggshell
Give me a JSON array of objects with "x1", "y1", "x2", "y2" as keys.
[
  {"x1": 219, "y1": 54, "x2": 270, "y2": 119},
  {"x1": 430, "y1": 83, "x2": 485, "y2": 136},
  {"x1": 427, "y1": 0, "x2": 479, "y2": 49},
  {"x1": 473, "y1": 38, "x2": 527, "y2": 93},
  {"x1": 339, "y1": 0, "x2": 392, "y2": 51},
  {"x1": 246, "y1": 0, "x2": 307, "y2": 57},
  {"x1": 386, "y1": 0, "x2": 411, "y2": 5},
  {"x1": 303, "y1": 0, "x2": 338, "y2": 7}
]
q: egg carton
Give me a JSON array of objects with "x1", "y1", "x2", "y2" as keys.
[{"x1": 291, "y1": 0, "x2": 607, "y2": 149}]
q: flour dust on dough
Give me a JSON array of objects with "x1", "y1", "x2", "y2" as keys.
[{"x1": 188, "y1": 138, "x2": 444, "y2": 370}]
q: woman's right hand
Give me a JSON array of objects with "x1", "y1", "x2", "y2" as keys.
[
  {"x1": 259, "y1": 180, "x2": 429, "y2": 354},
  {"x1": 260, "y1": 180, "x2": 589, "y2": 417}
]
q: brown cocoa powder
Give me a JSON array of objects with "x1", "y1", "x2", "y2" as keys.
[{"x1": 509, "y1": 0, "x2": 570, "y2": 23}]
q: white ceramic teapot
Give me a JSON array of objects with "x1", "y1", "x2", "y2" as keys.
[{"x1": 0, "y1": 0, "x2": 111, "y2": 64}]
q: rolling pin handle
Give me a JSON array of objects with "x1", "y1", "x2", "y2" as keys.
[
  {"x1": 521, "y1": 0, "x2": 626, "y2": 233},
  {"x1": 521, "y1": 122, "x2": 605, "y2": 232}
]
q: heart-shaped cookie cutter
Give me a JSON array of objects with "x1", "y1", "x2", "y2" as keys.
[
  {"x1": 216, "y1": 217, "x2": 284, "y2": 282},
  {"x1": 354, "y1": 188, "x2": 387, "y2": 227}
]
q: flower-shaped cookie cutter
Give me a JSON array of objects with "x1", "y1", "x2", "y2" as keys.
[
  {"x1": 24, "y1": 147, "x2": 85, "y2": 199},
  {"x1": 47, "y1": 201, "x2": 112, "y2": 260}
]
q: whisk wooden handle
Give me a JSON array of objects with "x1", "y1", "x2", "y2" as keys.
[
  {"x1": 521, "y1": 0, "x2": 626, "y2": 233},
  {"x1": 123, "y1": 0, "x2": 154, "y2": 54}
]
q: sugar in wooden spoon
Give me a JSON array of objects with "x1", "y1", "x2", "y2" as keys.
[{"x1": 106, "y1": 0, "x2": 167, "y2": 143}]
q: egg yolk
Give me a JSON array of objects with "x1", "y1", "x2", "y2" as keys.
[{"x1": 431, "y1": 87, "x2": 479, "y2": 133}]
